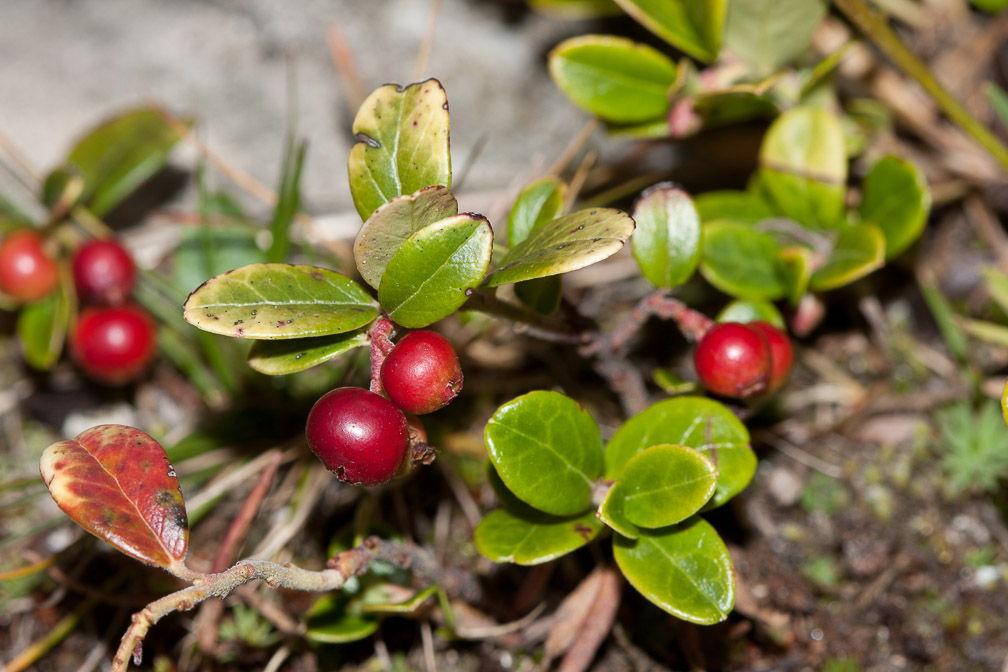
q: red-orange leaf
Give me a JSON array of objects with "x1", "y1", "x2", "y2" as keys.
[{"x1": 40, "y1": 425, "x2": 188, "y2": 571}]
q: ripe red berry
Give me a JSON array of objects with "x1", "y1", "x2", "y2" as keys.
[
  {"x1": 0, "y1": 230, "x2": 59, "y2": 302},
  {"x1": 72, "y1": 238, "x2": 136, "y2": 305},
  {"x1": 70, "y1": 304, "x2": 156, "y2": 384},
  {"x1": 749, "y1": 321, "x2": 794, "y2": 393},
  {"x1": 693, "y1": 322, "x2": 771, "y2": 399},
  {"x1": 380, "y1": 330, "x2": 463, "y2": 415},
  {"x1": 306, "y1": 387, "x2": 410, "y2": 486}
]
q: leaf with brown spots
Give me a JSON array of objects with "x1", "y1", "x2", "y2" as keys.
[{"x1": 40, "y1": 425, "x2": 189, "y2": 573}]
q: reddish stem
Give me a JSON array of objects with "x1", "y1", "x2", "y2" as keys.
[{"x1": 368, "y1": 316, "x2": 397, "y2": 394}]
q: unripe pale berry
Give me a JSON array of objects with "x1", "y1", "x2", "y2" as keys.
[
  {"x1": 70, "y1": 304, "x2": 156, "y2": 384},
  {"x1": 749, "y1": 321, "x2": 794, "y2": 393},
  {"x1": 380, "y1": 330, "x2": 463, "y2": 415},
  {"x1": 306, "y1": 387, "x2": 410, "y2": 486},
  {"x1": 72, "y1": 238, "x2": 136, "y2": 305},
  {"x1": 0, "y1": 230, "x2": 59, "y2": 302},
  {"x1": 693, "y1": 322, "x2": 771, "y2": 398}
]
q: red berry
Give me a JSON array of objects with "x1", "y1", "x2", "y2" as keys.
[
  {"x1": 750, "y1": 321, "x2": 794, "y2": 393},
  {"x1": 693, "y1": 322, "x2": 771, "y2": 398},
  {"x1": 0, "y1": 230, "x2": 59, "y2": 302},
  {"x1": 72, "y1": 238, "x2": 136, "y2": 305},
  {"x1": 306, "y1": 387, "x2": 410, "y2": 486},
  {"x1": 70, "y1": 304, "x2": 156, "y2": 384},
  {"x1": 380, "y1": 330, "x2": 463, "y2": 415}
]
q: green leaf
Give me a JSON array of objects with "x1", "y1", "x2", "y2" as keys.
[
  {"x1": 723, "y1": 0, "x2": 826, "y2": 73},
  {"x1": 631, "y1": 182, "x2": 702, "y2": 289},
  {"x1": 353, "y1": 186, "x2": 459, "y2": 290},
  {"x1": 605, "y1": 396, "x2": 754, "y2": 508},
  {"x1": 359, "y1": 584, "x2": 441, "y2": 615},
  {"x1": 515, "y1": 276, "x2": 563, "y2": 315},
  {"x1": 612, "y1": 0, "x2": 726, "y2": 62},
  {"x1": 809, "y1": 223, "x2": 885, "y2": 291},
  {"x1": 16, "y1": 283, "x2": 70, "y2": 370},
  {"x1": 618, "y1": 444, "x2": 717, "y2": 528},
  {"x1": 858, "y1": 156, "x2": 930, "y2": 259},
  {"x1": 475, "y1": 505, "x2": 603, "y2": 565},
  {"x1": 305, "y1": 594, "x2": 379, "y2": 644},
  {"x1": 485, "y1": 391, "x2": 604, "y2": 516},
  {"x1": 758, "y1": 106, "x2": 847, "y2": 229},
  {"x1": 483, "y1": 208, "x2": 634, "y2": 287},
  {"x1": 183, "y1": 263, "x2": 378, "y2": 339},
  {"x1": 347, "y1": 79, "x2": 452, "y2": 222},
  {"x1": 613, "y1": 517, "x2": 735, "y2": 624},
  {"x1": 776, "y1": 245, "x2": 814, "y2": 306},
  {"x1": 694, "y1": 189, "x2": 775, "y2": 224},
  {"x1": 597, "y1": 482, "x2": 640, "y2": 539},
  {"x1": 529, "y1": 0, "x2": 623, "y2": 18},
  {"x1": 378, "y1": 214, "x2": 493, "y2": 328},
  {"x1": 700, "y1": 221, "x2": 786, "y2": 300},
  {"x1": 508, "y1": 177, "x2": 568, "y2": 247},
  {"x1": 715, "y1": 298, "x2": 785, "y2": 329},
  {"x1": 45, "y1": 106, "x2": 184, "y2": 217},
  {"x1": 548, "y1": 35, "x2": 678, "y2": 123},
  {"x1": 247, "y1": 330, "x2": 368, "y2": 375}
]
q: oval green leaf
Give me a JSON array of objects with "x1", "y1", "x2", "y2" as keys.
[
  {"x1": 858, "y1": 156, "x2": 930, "y2": 259},
  {"x1": 694, "y1": 189, "x2": 775, "y2": 224},
  {"x1": 378, "y1": 214, "x2": 493, "y2": 328},
  {"x1": 549, "y1": 35, "x2": 677, "y2": 124},
  {"x1": 247, "y1": 330, "x2": 369, "y2": 375},
  {"x1": 39, "y1": 425, "x2": 188, "y2": 571},
  {"x1": 475, "y1": 506, "x2": 603, "y2": 565},
  {"x1": 306, "y1": 594, "x2": 379, "y2": 644},
  {"x1": 597, "y1": 481, "x2": 640, "y2": 539},
  {"x1": 508, "y1": 177, "x2": 568, "y2": 247},
  {"x1": 347, "y1": 79, "x2": 452, "y2": 222},
  {"x1": 758, "y1": 106, "x2": 847, "y2": 229},
  {"x1": 483, "y1": 208, "x2": 635, "y2": 287},
  {"x1": 700, "y1": 220, "x2": 786, "y2": 300},
  {"x1": 354, "y1": 185, "x2": 459, "y2": 290},
  {"x1": 715, "y1": 298, "x2": 785, "y2": 328},
  {"x1": 723, "y1": 0, "x2": 826, "y2": 73},
  {"x1": 776, "y1": 245, "x2": 815, "y2": 306},
  {"x1": 619, "y1": 444, "x2": 717, "y2": 528},
  {"x1": 631, "y1": 182, "x2": 702, "y2": 289},
  {"x1": 809, "y1": 223, "x2": 885, "y2": 291},
  {"x1": 612, "y1": 0, "x2": 725, "y2": 62},
  {"x1": 613, "y1": 517, "x2": 735, "y2": 624},
  {"x1": 17, "y1": 282, "x2": 70, "y2": 371},
  {"x1": 485, "y1": 391, "x2": 604, "y2": 516},
  {"x1": 183, "y1": 263, "x2": 378, "y2": 339},
  {"x1": 604, "y1": 396, "x2": 754, "y2": 508}
]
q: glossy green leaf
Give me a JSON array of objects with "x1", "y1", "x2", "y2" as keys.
[
  {"x1": 305, "y1": 594, "x2": 379, "y2": 644},
  {"x1": 723, "y1": 0, "x2": 826, "y2": 73},
  {"x1": 483, "y1": 208, "x2": 634, "y2": 287},
  {"x1": 631, "y1": 182, "x2": 702, "y2": 289},
  {"x1": 618, "y1": 444, "x2": 717, "y2": 528},
  {"x1": 758, "y1": 106, "x2": 847, "y2": 229},
  {"x1": 548, "y1": 35, "x2": 678, "y2": 123},
  {"x1": 858, "y1": 156, "x2": 930, "y2": 259},
  {"x1": 485, "y1": 391, "x2": 604, "y2": 516},
  {"x1": 613, "y1": 0, "x2": 726, "y2": 62},
  {"x1": 172, "y1": 225, "x2": 266, "y2": 298},
  {"x1": 247, "y1": 330, "x2": 368, "y2": 375},
  {"x1": 694, "y1": 190, "x2": 775, "y2": 224},
  {"x1": 605, "y1": 397, "x2": 754, "y2": 508},
  {"x1": 475, "y1": 505, "x2": 603, "y2": 565},
  {"x1": 597, "y1": 481, "x2": 639, "y2": 539},
  {"x1": 776, "y1": 245, "x2": 815, "y2": 306},
  {"x1": 354, "y1": 186, "x2": 459, "y2": 290},
  {"x1": 613, "y1": 517, "x2": 735, "y2": 624},
  {"x1": 378, "y1": 214, "x2": 493, "y2": 328},
  {"x1": 715, "y1": 298, "x2": 784, "y2": 328},
  {"x1": 700, "y1": 221, "x2": 786, "y2": 300},
  {"x1": 515, "y1": 276, "x2": 563, "y2": 315},
  {"x1": 347, "y1": 79, "x2": 452, "y2": 222},
  {"x1": 809, "y1": 223, "x2": 885, "y2": 291},
  {"x1": 46, "y1": 106, "x2": 184, "y2": 217},
  {"x1": 17, "y1": 283, "x2": 70, "y2": 370},
  {"x1": 508, "y1": 177, "x2": 567, "y2": 246},
  {"x1": 183, "y1": 263, "x2": 378, "y2": 339}
]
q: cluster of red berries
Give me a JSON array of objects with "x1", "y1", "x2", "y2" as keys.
[
  {"x1": 693, "y1": 321, "x2": 794, "y2": 399},
  {"x1": 69, "y1": 239, "x2": 155, "y2": 385},
  {"x1": 306, "y1": 330, "x2": 463, "y2": 486}
]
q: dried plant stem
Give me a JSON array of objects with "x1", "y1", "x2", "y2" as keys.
[{"x1": 368, "y1": 316, "x2": 397, "y2": 394}]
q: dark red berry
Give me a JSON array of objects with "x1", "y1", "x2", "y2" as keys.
[
  {"x1": 750, "y1": 321, "x2": 794, "y2": 393},
  {"x1": 72, "y1": 238, "x2": 136, "y2": 305},
  {"x1": 693, "y1": 322, "x2": 771, "y2": 398},
  {"x1": 70, "y1": 304, "x2": 156, "y2": 384},
  {"x1": 305, "y1": 387, "x2": 410, "y2": 486},
  {"x1": 380, "y1": 330, "x2": 463, "y2": 415},
  {"x1": 0, "y1": 230, "x2": 59, "y2": 302}
]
